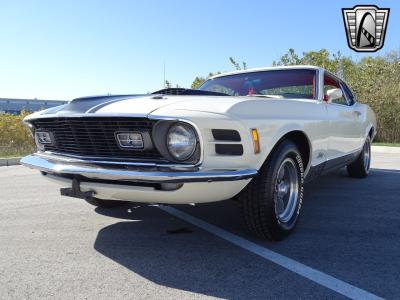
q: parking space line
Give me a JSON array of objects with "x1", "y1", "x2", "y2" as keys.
[{"x1": 159, "y1": 205, "x2": 384, "y2": 300}]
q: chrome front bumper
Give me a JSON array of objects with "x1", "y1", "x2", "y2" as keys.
[{"x1": 21, "y1": 154, "x2": 257, "y2": 184}]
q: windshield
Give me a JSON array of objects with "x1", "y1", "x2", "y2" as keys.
[{"x1": 198, "y1": 69, "x2": 317, "y2": 100}]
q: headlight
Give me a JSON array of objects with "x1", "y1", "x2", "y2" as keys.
[{"x1": 167, "y1": 123, "x2": 197, "y2": 161}]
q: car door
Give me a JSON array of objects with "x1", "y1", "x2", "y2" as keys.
[
  {"x1": 324, "y1": 73, "x2": 362, "y2": 160},
  {"x1": 339, "y1": 81, "x2": 364, "y2": 147}
]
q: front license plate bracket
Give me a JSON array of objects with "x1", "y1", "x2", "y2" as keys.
[{"x1": 60, "y1": 178, "x2": 94, "y2": 201}]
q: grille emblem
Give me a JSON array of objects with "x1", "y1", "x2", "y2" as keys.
[{"x1": 115, "y1": 132, "x2": 144, "y2": 149}]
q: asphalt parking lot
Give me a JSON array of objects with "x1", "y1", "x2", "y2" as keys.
[{"x1": 0, "y1": 149, "x2": 399, "y2": 300}]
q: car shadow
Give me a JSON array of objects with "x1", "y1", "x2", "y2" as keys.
[
  {"x1": 93, "y1": 168, "x2": 400, "y2": 299},
  {"x1": 93, "y1": 204, "x2": 319, "y2": 299}
]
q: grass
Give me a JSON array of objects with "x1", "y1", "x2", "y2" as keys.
[{"x1": 1, "y1": 112, "x2": 35, "y2": 158}]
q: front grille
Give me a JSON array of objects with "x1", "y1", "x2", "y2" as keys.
[{"x1": 31, "y1": 117, "x2": 165, "y2": 162}]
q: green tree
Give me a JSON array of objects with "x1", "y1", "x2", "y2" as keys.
[
  {"x1": 191, "y1": 76, "x2": 206, "y2": 89},
  {"x1": 270, "y1": 48, "x2": 400, "y2": 142},
  {"x1": 191, "y1": 57, "x2": 247, "y2": 89},
  {"x1": 273, "y1": 48, "x2": 301, "y2": 66},
  {"x1": 191, "y1": 72, "x2": 221, "y2": 89},
  {"x1": 229, "y1": 57, "x2": 247, "y2": 70}
]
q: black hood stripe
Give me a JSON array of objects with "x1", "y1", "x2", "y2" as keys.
[{"x1": 56, "y1": 94, "x2": 144, "y2": 114}]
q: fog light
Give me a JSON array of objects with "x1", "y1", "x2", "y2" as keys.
[
  {"x1": 35, "y1": 131, "x2": 53, "y2": 144},
  {"x1": 116, "y1": 132, "x2": 144, "y2": 149}
]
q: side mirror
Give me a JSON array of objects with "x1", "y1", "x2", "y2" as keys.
[{"x1": 326, "y1": 88, "x2": 343, "y2": 102}]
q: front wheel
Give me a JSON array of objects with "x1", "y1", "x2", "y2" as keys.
[
  {"x1": 239, "y1": 140, "x2": 304, "y2": 241},
  {"x1": 347, "y1": 136, "x2": 371, "y2": 178}
]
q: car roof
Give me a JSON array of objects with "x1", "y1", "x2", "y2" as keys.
[{"x1": 209, "y1": 65, "x2": 324, "y2": 79}]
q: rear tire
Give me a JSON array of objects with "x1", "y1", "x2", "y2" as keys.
[
  {"x1": 347, "y1": 136, "x2": 371, "y2": 178},
  {"x1": 85, "y1": 198, "x2": 127, "y2": 208},
  {"x1": 239, "y1": 140, "x2": 304, "y2": 241}
]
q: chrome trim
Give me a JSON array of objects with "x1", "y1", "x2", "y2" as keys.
[
  {"x1": 24, "y1": 112, "x2": 151, "y2": 121},
  {"x1": 274, "y1": 157, "x2": 299, "y2": 223},
  {"x1": 36, "y1": 152, "x2": 198, "y2": 169},
  {"x1": 317, "y1": 69, "x2": 324, "y2": 101},
  {"x1": 21, "y1": 154, "x2": 257, "y2": 183},
  {"x1": 363, "y1": 138, "x2": 371, "y2": 172}
]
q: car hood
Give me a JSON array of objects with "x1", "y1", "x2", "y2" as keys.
[{"x1": 25, "y1": 94, "x2": 255, "y2": 120}]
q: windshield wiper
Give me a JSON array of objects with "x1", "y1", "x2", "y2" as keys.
[
  {"x1": 152, "y1": 88, "x2": 228, "y2": 96},
  {"x1": 247, "y1": 94, "x2": 284, "y2": 99}
]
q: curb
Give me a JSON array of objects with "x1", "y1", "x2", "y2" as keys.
[
  {"x1": 371, "y1": 146, "x2": 400, "y2": 154},
  {"x1": 0, "y1": 157, "x2": 22, "y2": 167}
]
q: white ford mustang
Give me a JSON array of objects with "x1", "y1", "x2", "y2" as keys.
[{"x1": 22, "y1": 66, "x2": 376, "y2": 240}]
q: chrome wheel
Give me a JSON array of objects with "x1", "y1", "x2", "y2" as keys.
[
  {"x1": 274, "y1": 158, "x2": 299, "y2": 223},
  {"x1": 363, "y1": 139, "x2": 371, "y2": 172},
  {"x1": 240, "y1": 139, "x2": 304, "y2": 240},
  {"x1": 347, "y1": 136, "x2": 371, "y2": 178}
]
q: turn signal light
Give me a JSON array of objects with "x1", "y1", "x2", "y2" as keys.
[{"x1": 251, "y1": 129, "x2": 260, "y2": 154}]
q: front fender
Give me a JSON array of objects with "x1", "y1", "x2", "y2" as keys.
[{"x1": 256, "y1": 123, "x2": 311, "y2": 171}]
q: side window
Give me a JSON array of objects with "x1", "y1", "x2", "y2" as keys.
[
  {"x1": 340, "y1": 82, "x2": 355, "y2": 106},
  {"x1": 323, "y1": 74, "x2": 348, "y2": 105}
]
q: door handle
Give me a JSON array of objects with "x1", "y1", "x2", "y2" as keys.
[{"x1": 353, "y1": 111, "x2": 362, "y2": 117}]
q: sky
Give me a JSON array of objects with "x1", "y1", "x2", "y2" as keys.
[{"x1": 0, "y1": 0, "x2": 399, "y2": 100}]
